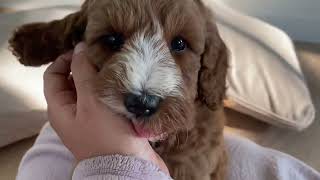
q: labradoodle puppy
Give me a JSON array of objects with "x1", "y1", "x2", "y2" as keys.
[{"x1": 9, "y1": 0, "x2": 228, "y2": 179}]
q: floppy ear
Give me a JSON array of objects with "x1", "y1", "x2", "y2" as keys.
[
  {"x1": 9, "y1": 7, "x2": 87, "y2": 66},
  {"x1": 197, "y1": 5, "x2": 229, "y2": 110}
]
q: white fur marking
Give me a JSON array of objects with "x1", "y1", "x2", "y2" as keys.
[{"x1": 116, "y1": 24, "x2": 183, "y2": 98}]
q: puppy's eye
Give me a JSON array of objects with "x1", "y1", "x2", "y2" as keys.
[
  {"x1": 171, "y1": 36, "x2": 187, "y2": 52},
  {"x1": 101, "y1": 33, "x2": 124, "y2": 51}
]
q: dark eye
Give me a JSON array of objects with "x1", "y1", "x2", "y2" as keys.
[
  {"x1": 101, "y1": 33, "x2": 124, "y2": 51},
  {"x1": 171, "y1": 36, "x2": 187, "y2": 52}
]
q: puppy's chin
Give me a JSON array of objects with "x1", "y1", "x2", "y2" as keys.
[
  {"x1": 131, "y1": 120, "x2": 168, "y2": 142},
  {"x1": 99, "y1": 93, "x2": 195, "y2": 139},
  {"x1": 98, "y1": 98, "x2": 167, "y2": 141}
]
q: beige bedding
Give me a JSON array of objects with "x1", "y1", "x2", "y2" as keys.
[{"x1": 226, "y1": 42, "x2": 320, "y2": 169}]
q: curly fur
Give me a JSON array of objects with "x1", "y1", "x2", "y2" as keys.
[{"x1": 9, "y1": 0, "x2": 229, "y2": 179}]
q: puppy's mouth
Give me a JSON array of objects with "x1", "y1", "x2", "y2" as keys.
[{"x1": 130, "y1": 120, "x2": 167, "y2": 142}]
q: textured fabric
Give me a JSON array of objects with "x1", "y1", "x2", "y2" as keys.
[
  {"x1": 73, "y1": 156, "x2": 171, "y2": 180},
  {"x1": 16, "y1": 123, "x2": 320, "y2": 180}
]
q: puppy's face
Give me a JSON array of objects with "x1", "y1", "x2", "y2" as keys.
[
  {"x1": 9, "y1": 0, "x2": 228, "y2": 140},
  {"x1": 86, "y1": 0, "x2": 206, "y2": 139}
]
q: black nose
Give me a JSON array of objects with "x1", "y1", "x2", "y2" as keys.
[{"x1": 125, "y1": 93, "x2": 162, "y2": 117}]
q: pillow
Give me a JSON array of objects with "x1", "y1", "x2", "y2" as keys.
[
  {"x1": 0, "y1": 2, "x2": 315, "y2": 147},
  {"x1": 204, "y1": 0, "x2": 315, "y2": 130}
]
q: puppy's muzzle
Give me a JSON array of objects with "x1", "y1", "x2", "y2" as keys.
[{"x1": 125, "y1": 93, "x2": 162, "y2": 118}]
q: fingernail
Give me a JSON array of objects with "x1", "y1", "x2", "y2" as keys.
[{"x1": 74, "y1": 42, "x2": 87, "y2": 55}]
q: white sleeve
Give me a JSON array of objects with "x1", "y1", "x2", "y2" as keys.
[{"x1": 16, "y1": 122, "x2": 76, "y2": 180}]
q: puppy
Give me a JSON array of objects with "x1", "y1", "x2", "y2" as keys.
[{"x1": 9, "y1": 0, "x2": 228, "y2": 179}]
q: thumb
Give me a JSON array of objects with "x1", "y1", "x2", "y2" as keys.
[
  {"x1": 71, "y1": 42, "x2": 98, "y2": 99},
  {"x1": 151, "y1": 151, "x2": 170, "y2": 175}
]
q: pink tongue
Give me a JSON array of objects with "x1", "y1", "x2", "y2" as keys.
[{"x1": 132, "y1": 124, "x2": 153, "y2": 138}]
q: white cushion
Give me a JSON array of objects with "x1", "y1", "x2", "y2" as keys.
[
  {"x1": 205, "y1": 0, "x2": 315, "y2": 130},
  {"x1": 0, "y1": 1, "x2": 315, "y2": 147}
]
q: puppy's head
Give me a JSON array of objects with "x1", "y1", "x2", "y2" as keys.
[{"x1": 9, "y1": 0, "x2": 228, "y2": 140}]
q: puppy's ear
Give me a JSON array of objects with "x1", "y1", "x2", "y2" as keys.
[
  {"x1": 197, "y1": 5, "x2": 228, "y2": 110},
  {"x1": 9, "y1": 7, "x2": 87, "y2": 66}
]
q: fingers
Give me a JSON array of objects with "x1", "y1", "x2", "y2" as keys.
[
  {"x1": 44, "y1": 51, "x2": 76, "y2": 106},
  {"x1": 154, "y1": 153, "x2": 170, "y2": 175},
  {"x1": 71, "y1": 42, "x2": 98, "y2": 99},
  {"x1": 44, "y1": 52, "x2": 77, "y2": 131}
]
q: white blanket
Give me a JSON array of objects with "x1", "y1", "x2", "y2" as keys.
[
  {"x1": 16, "y1": 123, "x2": 320, "y2": 180},
  {"x1": 225, "y1": 134, "x2": 320, "y2": 180}
]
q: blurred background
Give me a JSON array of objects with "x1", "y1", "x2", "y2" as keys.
[{"x1": 222, "y1": 0, "x2": 320, "y2": 43}]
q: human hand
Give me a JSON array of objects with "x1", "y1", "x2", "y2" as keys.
[{"x1": 43, "y1": 42, "x2": 169, "y2": 174}]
